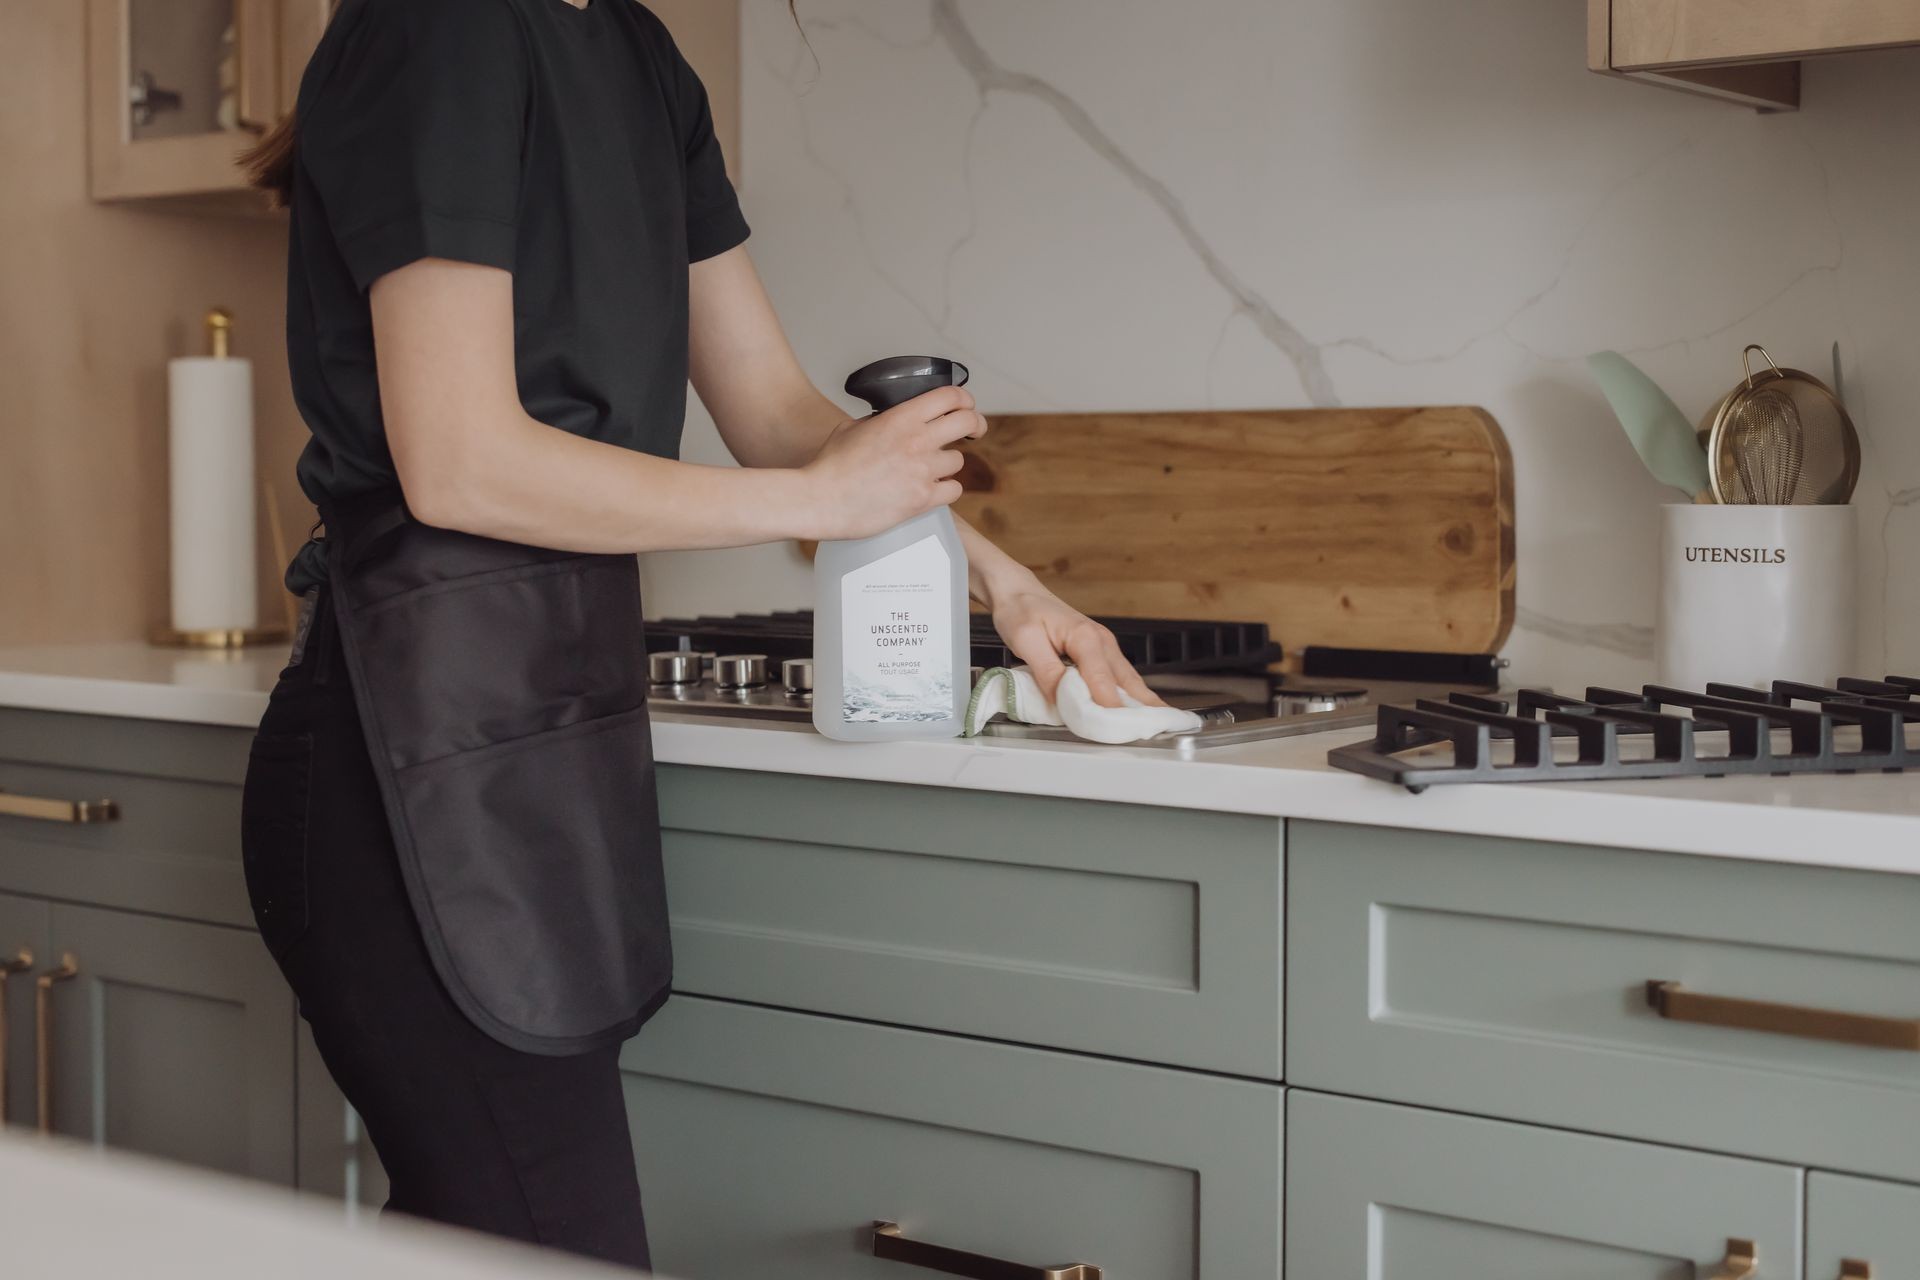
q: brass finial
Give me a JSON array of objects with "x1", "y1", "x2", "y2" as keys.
[{"x1": 205, "y1": 307, "x2": 234, "y2": 359}]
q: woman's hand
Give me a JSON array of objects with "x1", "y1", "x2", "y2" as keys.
[
  {"x1": 990, "y1": 583, "x2": 1166, "y2": 710},
  {"x1": 800, "y1": 387, "x2": 987, "y2": 542}
]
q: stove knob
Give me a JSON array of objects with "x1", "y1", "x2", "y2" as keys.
[
  {"x1": 714, "y1": 654, "x2": 770, "y2": 689},
  {"x1": 648, "y1": 651, "x2": 702, "y2": 687},
  {"x1": 691, "y1": 651, "x2": 718, "y2": 679},
  {"x1": 782, "y1": 658, "x2": 814, "y2": 698},
  {"x1": 1273, "y1": 688, "x2": 1365, "y2": 718}
]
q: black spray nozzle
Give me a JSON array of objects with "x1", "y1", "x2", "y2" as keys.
[{"x1": 844, "y1": 356, "x2": 971, "y2": 414}]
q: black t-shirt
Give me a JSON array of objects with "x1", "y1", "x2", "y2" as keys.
[{"x1": 284, "y1": 0, "x2": 749, "y2": 589}]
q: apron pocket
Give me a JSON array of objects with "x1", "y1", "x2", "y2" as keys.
[
  {"x1": 354, "y1": 556, "x2": 648, "y2": 769},
  {"x1": 391, "y1": 706, "x2": 669, "y2": 1045},
  {"x1": 241, "y1": 732, "x2": 314, "y2": 960}
]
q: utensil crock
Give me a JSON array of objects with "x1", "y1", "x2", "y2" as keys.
[{"x1": 1657, "y1": 504, "x2": 1855, "y2": 690}]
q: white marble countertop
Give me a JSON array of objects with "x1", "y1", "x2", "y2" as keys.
[
  {"x1": 3, "y1": 1134, "x2": 634, "y2": 1278},
  {"x1": 0, "y1": 642, "x2": 293, "y2": 727},
  {"x1": 3, "y1": 642, "x2": 1919, "y2": 873}
]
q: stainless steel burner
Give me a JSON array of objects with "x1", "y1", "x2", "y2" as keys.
[
  {"x1": 647, "y1": 659, "x2": 1495, "y2": 749},
  {"x1": 642, "y1": 616, "x2": 1501, "y2": 748}
]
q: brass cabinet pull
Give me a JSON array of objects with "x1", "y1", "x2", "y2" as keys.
[
  {"x1": 1839, "y1": 1261, "x2": 1872, "y2": 1279},
  {"x1": 0, "y1": 789, "x2": 120, "y2": 825},
  {"x1": 35, "y1": 954, "x2": 78, "y2": 1135},
  {"x1": 1646, "y1": 980, "x2": 1920, "y2": 1051},
  {"x1": 1710, "y1": 1238, "x2": 1758, "y2": 1280},
  {"x1": 871, "y1": 1222, "x2": 1101, "y2": 1280},
  {"x1": 0, "y1": 948, "x2": 32, "y2": 1125}
]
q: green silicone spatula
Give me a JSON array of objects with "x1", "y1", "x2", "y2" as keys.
[{"x1": 1586, "y1": 351, "x2": 1714, "y2": 501}]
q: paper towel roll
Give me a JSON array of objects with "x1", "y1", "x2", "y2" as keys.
[{"x1": 167, "y1": 356, "x2": 257, "y2": 633}]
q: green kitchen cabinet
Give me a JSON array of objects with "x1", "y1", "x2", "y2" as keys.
[
  {"x1": 622, "y1": 994, "x2": 1282, "y2": 1280},
  {"x1": 41, "y1": 903, "x2": 295, "y2": 1184},
  {"x1": 1288, "y1": 819, "x2": 1920, "y2": 1182},
  {"x1": 0, "y1": 707, "x2": 252, "y2": 926},
  {"x1": 1807, "y1": 1173, "x2": 1920, "y2": 1280},
  {"x1": 658, "y1": 766, "x2": 1284, "y2": 1079},
  {"x1": 0, "y1": 891, "x2": 49, "y2": 1130},
  {"x1": 1286, "y1": 1090, "x2": 1803, "y2": 1280}
]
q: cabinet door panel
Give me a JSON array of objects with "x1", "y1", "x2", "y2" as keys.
[
  {"x1": 1286, "y1": 1091, "x2": 1802, "y2": 1280},
  {"x1": 1610, "y1": 0, "x2": 1920, "y2": 68},
  {"x1": 623, "y1": 996, "x2": 1282, "y2": 1280},
  {"x1": 1808, "y1": 1173, "x2": 1920, "y2": 1280},
  {"x1": 0, "y1": 708, "x2": 254, "y2": 926},
  {"x1": 660, "y1": 766, "x2": 1283, "y2": 1077},
  {"x1": 87, "y1": 0, "x2": 257, "y2": 199},
  {"x1": 0, "y1": 893, "x2": 49, "y2": 1130},
  {"x1": 1289, "y1": 820, "x2": 1920, "y2": 1182},
  {"x1": 44, "y1": 904, "x2": 294, "y2": 1183}
]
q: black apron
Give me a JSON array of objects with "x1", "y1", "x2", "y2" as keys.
[{"x1": 319, "y1": 491, "x2": 670, "y2": 1056}]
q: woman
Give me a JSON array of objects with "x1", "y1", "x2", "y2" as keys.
[{"x1": 239, "y1": 0, "x2": 1158, "y2": 1269}]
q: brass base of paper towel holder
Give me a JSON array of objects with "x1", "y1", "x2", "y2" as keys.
[{"x1": 149, "y1": 626, "x2": 289, "y2": 650}]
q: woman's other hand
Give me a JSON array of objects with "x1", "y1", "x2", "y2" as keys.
[
  {"x1": 990, "y1": 585, "x2": 1166, "y2": 710},
  {"x1": 800, "y1": 387, "x2": 986, "y2": 541}
]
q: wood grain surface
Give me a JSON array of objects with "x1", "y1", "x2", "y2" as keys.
[{"x1": 951, "y1": 408, "x2": 1516, "y2": 656}]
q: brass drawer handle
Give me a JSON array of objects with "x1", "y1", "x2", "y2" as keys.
[
  {"x1": 1840, "y1": 1261, "x2": 1872, "y2": 1279},
  {"x1": 35, "y1": 954, "x2": 78, "y2": 1135},
  {"x1": 1711, "y1": 1238, "x2": 1758, "y2": 1280},
  {"x1": 1646, "y1": 980, "x2": 1920, "y2": 1051},
  {"x1": 0, "y1": 789, "x2": 120, "y2": 825},
  {"x1": 871, "y1": 1222, "x2": 1102, "y2": 1280},
  {"x1": 0, "y1": 948, "x2": 32, "y2": 1125}
]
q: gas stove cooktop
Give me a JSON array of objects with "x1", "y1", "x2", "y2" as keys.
[
  {"x1": 643, "y1": 613, "x2": 1502, "y2": 749},
  {"x1": 1330, "y1": 675, "x2": 1920, "y2": 789}
]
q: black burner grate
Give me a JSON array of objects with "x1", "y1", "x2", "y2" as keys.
[
  {"x1": 1328, "y1": 676, "x2": 1920, "y2": 792},
  {"x1": 644, "y1": 611, "x2": 1282, "y2": 677}
]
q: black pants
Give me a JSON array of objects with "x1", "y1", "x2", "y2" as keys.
[{"x1": 240, "y1": 591, "x2": 652, "y2": 1269}]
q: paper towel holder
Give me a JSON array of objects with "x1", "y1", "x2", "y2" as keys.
[{"x1": 150, "y1": 308, "x2": 291, "y2": 651}]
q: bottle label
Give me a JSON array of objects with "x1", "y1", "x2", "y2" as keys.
[{"x1": 841, "y1": 534, "x2": 953, "y2": 724}]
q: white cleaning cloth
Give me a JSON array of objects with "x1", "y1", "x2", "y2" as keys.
[{"x1": 964, "y1": 666, "x2": 1205, "y2": 745}]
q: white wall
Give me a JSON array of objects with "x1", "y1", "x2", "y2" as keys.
[{"x1": 644, "y1": 0, "x2": 1920, "y2": 689}]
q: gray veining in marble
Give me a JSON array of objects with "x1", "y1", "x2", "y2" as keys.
[{"x1": 927, "y1": 0, "x2": 1341, "y2": 409}]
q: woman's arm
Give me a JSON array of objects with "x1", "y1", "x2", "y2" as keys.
[
  {"x1": 371, "y1": 257, "x2": 977, "y2": 552},
  {"x1": 688, "y1": 247, "x2": 1161, "y2": 708}
]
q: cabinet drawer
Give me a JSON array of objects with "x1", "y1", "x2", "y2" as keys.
[
  {"x1": 1288, "y1": 820, "x2": 1920, "y2": 1181},
  {"x1": 1287, "y1": 1091, "x2": 1802, "y2": 1279},
  {"x1": 659, "y1": 767, "x2": 1282, "y2": 1076},
  {"x1": 0, "y1": 710, "x2": 252, "y2": 925},
  {"x1": 1809, "y1": 1173, "x2": 1920, "y2": 1280},
  {"x1": 622, "y1": 996, "x2": 1281, "y2": 1280}
]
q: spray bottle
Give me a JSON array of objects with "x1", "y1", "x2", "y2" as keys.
[{"x1": 812, "y1": 356, "x2": 973, "y2": 741}]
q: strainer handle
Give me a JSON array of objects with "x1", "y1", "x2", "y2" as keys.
[{"x1": 1741, "y1": 344, "x2": 1784, "y2": 389}]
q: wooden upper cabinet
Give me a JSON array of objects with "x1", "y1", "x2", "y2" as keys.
[
  {"x1": 87, "y1": 0, "x2": 333, "y2": 204},
  {"x1": 87, "y1": 0, "x2": 740, "y2": 207},
  {"x1": 1589, "y1": 0, "x2": 1920, "y2": 112}
]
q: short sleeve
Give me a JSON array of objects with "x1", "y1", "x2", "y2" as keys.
[
  {"x1": 299, "y1": 0, "x2": 529, "y2": 291},
  {"x1": 662, "y1": 35, "x2": 750, "y2": 262}
]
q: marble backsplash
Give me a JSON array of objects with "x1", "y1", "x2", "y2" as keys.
[{"x1": 640, "y1": 0, "x2": 1920, "y2": 690}]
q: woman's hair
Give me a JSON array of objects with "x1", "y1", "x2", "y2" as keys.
[
  {"x1": 241, "y1": 111, "x2": 298, "y2": 209},
  {"x1": 243, "y1": 0, "x2": 799, "y2": 209}
]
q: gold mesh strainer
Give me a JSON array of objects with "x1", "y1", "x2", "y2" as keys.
[{"x1": 1700, "y1": 345, "x2": 1859, "y2": 505}]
